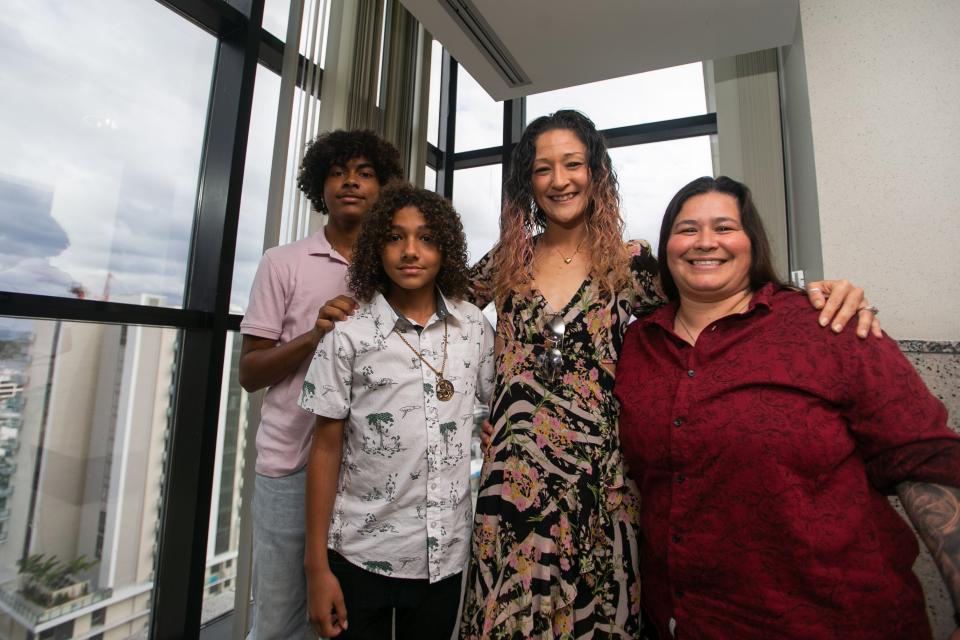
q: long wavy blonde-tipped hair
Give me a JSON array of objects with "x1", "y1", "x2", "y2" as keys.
[{"x1": 487, "y1": 110, "x2": 632, "y2": 304}]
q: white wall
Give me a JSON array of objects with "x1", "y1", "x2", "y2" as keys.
[{"x1": 791, "y1": 0, "x2": 960, "y2": 341}]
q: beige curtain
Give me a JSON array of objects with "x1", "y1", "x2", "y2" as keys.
[{"x1": 345, "y1": 0, "x2": 429, "y2": 180}]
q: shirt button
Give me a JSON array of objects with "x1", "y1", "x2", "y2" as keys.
[
  {"x1": 675, "y1": 588, "x2": 685, "y2": 599},
  {"x1": 430, "y1": 522, "x2": 437, "y2": 529},
  {"x1": 673, "y1": 418, "x2": 683, "y2": 427},
  {"x1": 672, "y1": 534, "x2": 682, "y2": 543},
  {"x1": 676, "y1": 474, "x2": 685, "y2": 484},
  {"x1": 430, "y1": 483, "x2": 437, "y2": 490},
  {"x1": 687, "y1": 369, "x2": 695, "y2": 378}
]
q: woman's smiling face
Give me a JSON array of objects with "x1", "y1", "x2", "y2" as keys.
[
  {"x1": 665, "y1": 191, "x2": 752, "y2": 303},
  {"x1": 530, "y1": 128, "x2": 592, "y2": 228}
]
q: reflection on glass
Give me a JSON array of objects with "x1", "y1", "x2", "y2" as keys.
[
  {"x1": 452, "y1": 165, "x2": 502, "y2": 265},
  {"x1": 454, "y1": 69, "x2": 502, "y2": 153},
  {"x1": 611, "y1": 136, "x2": 715, "y2": 255},
  {"x1": 526, "y1": 63, "x2": 707, "y2": 130},
  {"x1": 0, "y1": 2, "x2": 215, "y2": 307},
  {"x1": 424, "y1": 166, "x2": 437, "y2": 193},
  {"x1": 427, "y1": 40, "x2": 442, "y2": 147},
  {"x1": 200, "y1": 332, "x2": 250, "y2": 625},
  {"x1": 0, "y1": 316, "x2": 176, "y2": 638},
  {"x1": 231, "y1": 67, "x2": 282, "y2": 315}
]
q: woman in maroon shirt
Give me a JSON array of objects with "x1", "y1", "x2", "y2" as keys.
[{"x1": 615, "y1": 175, "x2": 960, "y2": 640}]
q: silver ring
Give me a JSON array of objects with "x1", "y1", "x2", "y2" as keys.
[{"x1": 859, "y1": 305, "x2": 879, "y2": 315}]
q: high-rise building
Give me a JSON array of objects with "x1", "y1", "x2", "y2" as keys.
[{"x1": 0, "y1": 303, "x2": 248, "y2": 639}]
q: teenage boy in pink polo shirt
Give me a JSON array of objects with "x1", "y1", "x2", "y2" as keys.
[{"x1": 239, "y1": 130, "x2": 403, "y2": 639}]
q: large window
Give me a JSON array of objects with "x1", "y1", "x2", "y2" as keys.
[
  {"x1": 0, "y1": 318, "x2": 175, "y2": 639},
  {"x1": 231, "y1": 66, "x2": 282, "y2": 314},
  {"x1": 526, "y1": 62, "x2": 708, "y2": 128},
  {"x1": 452, "y1": 165, "x2": 502, "y2": 264},
  {"x1": 611, "y1": 136, "x2": 715, "y2": 255},
  {"x1": 426, "y1": 51, "x2": 717, "y2": 263},
  {"x1": 454, "y1": 68, "x2": 503, "y2": 153},
  {"x1": 0, "y1": 1, "x2": 215, "y2": 307},
  {"x1": 0, "y1": 0, "x2": 306, "y2": 636}
]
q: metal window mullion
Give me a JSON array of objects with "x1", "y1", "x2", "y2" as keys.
[
  {"x1": 436, "y1": 51, "x2": 457, "y2": 199},
  {"x1": 150, "y1": 0, "x2": 262, "y2": 635},
  {"x1": 156, "y1": 0, "x2": 245, "y2": 37}
]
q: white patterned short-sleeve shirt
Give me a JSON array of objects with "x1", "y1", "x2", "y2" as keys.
[{"x1": 299, "y1": 290, "x2": 495, "y2": 582}]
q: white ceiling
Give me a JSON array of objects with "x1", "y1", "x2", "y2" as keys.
[{"x1": 400, "y1": 0, "x2": 800, "y2": 101}]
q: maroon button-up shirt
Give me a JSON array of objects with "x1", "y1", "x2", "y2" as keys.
[{"x1": 615, "y1": 283, "x2": 960, "y2": 640}]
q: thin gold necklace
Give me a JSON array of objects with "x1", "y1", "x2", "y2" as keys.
[
  {"x1": 393, "y1": 318, "x2": 454, "y2": 401},
  {"x1": 675, "y1": 313, "x2": 698, "y2": 344},
  {"x1": 549, "y1": 236, "x2": 585, "y2": 264}
]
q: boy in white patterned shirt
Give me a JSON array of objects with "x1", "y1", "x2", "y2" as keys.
[{"x1": 299, "y1": 183, "x2": 495, "y2": 639}]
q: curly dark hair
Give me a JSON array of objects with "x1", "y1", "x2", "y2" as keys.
[
  {"x1": 348, "y1": 183, "x2": 470, "y2": 302},
  {"x1": 297, "y1": 129, "x2": 404, "y2": 212}
]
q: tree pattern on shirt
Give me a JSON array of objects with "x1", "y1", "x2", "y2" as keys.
[{"x1": 362, "y1": 411, "x2": 405, "y2": 457}]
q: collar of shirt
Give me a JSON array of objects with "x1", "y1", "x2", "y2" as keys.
[
  {"x1": 373, "y1": 289, "x2": 463, "y2": 334},
  {"x1": 639, "y1": 281, "x2": 780, "y2": 335},
  {"x1": 307, "y1": 227, "x2": 349, "y2": 264}
]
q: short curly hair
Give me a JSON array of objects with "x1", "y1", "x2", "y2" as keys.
[
  {"x1": 297, "y1": 130, "x2": 404, "y2": 213},
  {"x1": 348, "y1": 183, "x2": 470, "y2": 302}
]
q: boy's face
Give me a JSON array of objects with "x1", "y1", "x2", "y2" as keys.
[
  {"x1": 323, "y1": 156, "x2": 380, "y2": 221},
  {"x1": 381, "y1": 206, "x2": 441, "y2": 297}
]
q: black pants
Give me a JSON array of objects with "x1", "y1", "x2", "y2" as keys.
[{"x1": 328, "y1": 551, "x2": 462, "y2": 640}]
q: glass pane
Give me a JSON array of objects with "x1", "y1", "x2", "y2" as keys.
[
  {"x1": 231, "y1": 66, "x2": 282, "y2": 315},
  {"x1": 427, "y1": 40, "x2": 443, "y2": 147},
  {"x1": 0, "y1": 317, "x2": 176, "y2": 638},
  {"x1": 611, "y1": 136, "x2": 715, "y2": 256},
  {"x1": 262, "y1": 0, "x2": 291, "y2": 39},
  {"x1": 0, "y1": 1, "x2": 215, "y2": 307},
  {"x1": 424, "y1": 166, "x2": 437, "y2": 193},
  {"x1": 454, "y1": 69, "x2": 502, "y2": 152},
  {"x1": 452, "y1": 165, "x2": 502, "y2": 266},
  {"x1": 526, "y1": 63, "x2": 707, "y2": 130},
  {"x1": 200, "y1": 332, "x2": 250, "y2": 624}
]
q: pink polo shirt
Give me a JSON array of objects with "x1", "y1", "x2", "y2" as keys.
[{"x1": 240, "y1": 230, "x2": 349, "y2": 477}]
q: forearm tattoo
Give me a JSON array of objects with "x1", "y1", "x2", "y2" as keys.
[{"x1": 897, "y1": 481, "x2": 960, "y2": 612}]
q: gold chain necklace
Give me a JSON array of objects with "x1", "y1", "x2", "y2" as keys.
[
  {"x1": 393, "y1": 318, "x2": 454, "y2": 401},
  {"x1": 550, "y1": 237, "x2": 585, "y2": 264}
]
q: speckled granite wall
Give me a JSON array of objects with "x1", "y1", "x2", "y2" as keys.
[{"x1": 895, "y1": 341, "x2": 960, "y2": 637}]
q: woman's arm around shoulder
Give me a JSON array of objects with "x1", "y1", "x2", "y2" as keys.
[{"x1": 625, "y1": 238, "x2": 666, "y2": 317}]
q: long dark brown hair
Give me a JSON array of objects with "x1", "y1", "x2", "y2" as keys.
[{"x1": 657, "y1": 175, "x2": 788, "y2": 302}]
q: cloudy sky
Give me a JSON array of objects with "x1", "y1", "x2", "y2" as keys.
[
  {"x1": 0, "y1": 0, "x2": 214, "y2": 308},
  {"x1": 1, "y1": 0, "x2": 712, "y2": 319}
]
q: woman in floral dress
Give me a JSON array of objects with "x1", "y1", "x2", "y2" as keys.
[
  {"x1": 458, "y1": 110, "x2": 877, "y2": 639},
  {"x1": 459, "y1": 110, "x2": 661, "y2": 639}
]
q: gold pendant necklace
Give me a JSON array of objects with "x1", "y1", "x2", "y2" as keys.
[
  {"x1": 393, "y1": 318, "x2": 454, "y2": 401},
  {"x1": 551, "y1": 236, "x2": 585, "y2": 264}
]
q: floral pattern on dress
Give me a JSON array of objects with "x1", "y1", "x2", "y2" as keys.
[{"x1": 460, "y1": 239, "x2": 663, "y2": 639}]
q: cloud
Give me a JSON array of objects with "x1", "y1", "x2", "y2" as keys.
[
  {"x1": 0, "y1": 174, "x2": 68, "y2": 269},
  {"x1": 0, "y1": 257, "x2": 76, "y2": 298}
]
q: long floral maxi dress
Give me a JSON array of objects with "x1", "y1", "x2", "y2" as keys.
[{"x1": 460, "y1": 240, "x2": 663, "y2": 639}]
